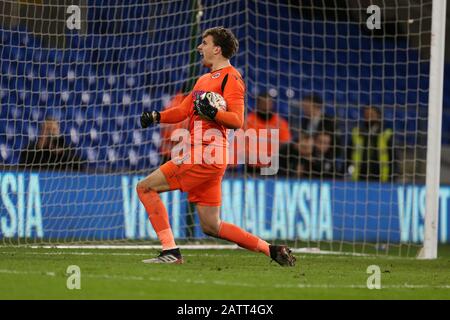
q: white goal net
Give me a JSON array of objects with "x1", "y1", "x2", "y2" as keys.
[{"x1": 0, "y1": 0, "x2": 446, "y2": 257}]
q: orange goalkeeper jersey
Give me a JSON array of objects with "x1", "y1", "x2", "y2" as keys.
[{"x1": 159, "y1": 66, "x2": 245, "y2": 157}]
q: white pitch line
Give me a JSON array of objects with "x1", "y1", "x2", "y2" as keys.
[
  {"x1": 0, "y1": 251, "x2": 257, "y2": 258},
  {"x1": 291, "y1": 248, "x2": 370, "y2": 257},
  {"x1": 0, "y1": 269, "x2": 56, "y2": 277},
  {"x1": 24, "y1": 245, "x2": 367, "y2": 258},
  {"x1": 0, "y1": 251, "x2": 150, "y2": 256},
  {"x1": 0, "y1": 269, "x2": 449, "y2": 290},
  {"x1": 12, "y1": 245, "x2": 407, "y2": 259},
  {"x1": 4, "y1": 245, "x2": 378, "y2": 259},
  {"x1": 0, "y1": 250, "x2": 419, "y2": 260},
  {"x1": 26, "y1": 245, "x2": 239, "y2": 250}
]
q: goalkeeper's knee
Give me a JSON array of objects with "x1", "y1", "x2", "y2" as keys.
[{"x1": 200, "y1": 223, "x2": 220, "y2": 237}]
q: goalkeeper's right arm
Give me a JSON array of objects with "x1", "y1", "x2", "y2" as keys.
[{"x1": 140, "y1": 94, "x2": 192, "y2": 128}]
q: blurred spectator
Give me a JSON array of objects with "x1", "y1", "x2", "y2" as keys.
[
  {"x1": 278, "y1": 132, "x2": 314, "y2": 178},
  {"x1": 347, "y1": 106, "x2": 396, "y2": 182},
  {"x1": 245, "y1": 92, "x2": 291, "y2": 173},
  {"x1": 297, "y1": 133, "x2": 314, "y2": 177},
  {"x1": 311, "y1": 131, "x2": 336, "y2": 179},
  {"x1": 290, "y1": 93, "x2": 335, "y2": 140},
  {"x1": 247, "y1": 92, "x2": 292, "y2": 142},
  {"x1": 278, "y1": 143, "x2": 297, "y2": 177},
  {"x1": 20, "y1": 117, "x2": 84, "y2": 171}
]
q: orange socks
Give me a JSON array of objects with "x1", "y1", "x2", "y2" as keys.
[
  {"x1": 137, "y1": 188, "x2": 270, "y2": 256},
  {"x1": 218, "y1": 221, "x2": 270, "y2": 257},
  {"x1": 137, "y1": 189, "x2": 177, "y2": 251}
]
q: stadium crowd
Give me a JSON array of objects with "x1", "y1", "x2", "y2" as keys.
[
  {"x1": 14, "y1": 88, "x2": 397, "y2": 183},
  {"x1": 242, "y1": 91, "x2": 396, "y2": 182},
  {"x1": 155, "y1": 88, "x2": 398, "y2": 182}
]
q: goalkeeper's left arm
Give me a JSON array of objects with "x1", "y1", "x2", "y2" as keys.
[
  {"x1": 216, "y1": 73, "x2": 245, "y2": 129},
  {"x1": 194, "y1": 75, "x2": 245, "y2": 130},
  {"x1": 194, "y1": 96, "x2": 244, "y2": 129},
  {"x1": 214, "y1": 103, "x2": 244, "y2": 129}
]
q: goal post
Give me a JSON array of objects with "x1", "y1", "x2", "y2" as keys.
[{"x1": 419, "y1": 0, "x2": 447, "y2": 260}]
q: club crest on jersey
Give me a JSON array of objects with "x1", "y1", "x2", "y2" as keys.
[{"x1": 211, "y1": 72, "x2": 221, "y2": 79}]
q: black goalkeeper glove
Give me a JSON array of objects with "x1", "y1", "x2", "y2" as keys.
[
  {"x1": 194, "y1": 95, "x2": 218, "y2": 121},
  {"x1": 140, "y1": 110, "x2": 161, "y2": 128}
]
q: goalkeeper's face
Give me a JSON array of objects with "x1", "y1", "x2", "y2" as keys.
[{"x1": 198, "y1": 35, "x2": 220, "y2": 68}]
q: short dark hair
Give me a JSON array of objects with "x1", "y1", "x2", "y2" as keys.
[
  {"x1": 303, "y1": 93, "x2": 323, "y2": 106},
  {"x1": 202, "y1": 27, "x2": 239, "y2": 59},
  {"x1": 299, "y1": 131, "x2": 313, "y2": 140},
  {"x1": 365, "y1": 105, "x2": 381, "y2": 116}
]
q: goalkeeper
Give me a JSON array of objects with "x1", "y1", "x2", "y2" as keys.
[{"x1": 137, "y1": 27, "x2": 296, "y2": 266}]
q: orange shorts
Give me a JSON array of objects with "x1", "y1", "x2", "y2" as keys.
[{"x1": 160, "y1": 160, "x2": 227, "y2": 207}]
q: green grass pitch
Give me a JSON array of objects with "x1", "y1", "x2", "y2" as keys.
[{"x1": 1, "y1": 246, "x2": 450, "y2": 299}]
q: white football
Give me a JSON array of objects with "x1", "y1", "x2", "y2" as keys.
[{"x1": 200, "y1": 91, "x2": 227, "y2": 111}]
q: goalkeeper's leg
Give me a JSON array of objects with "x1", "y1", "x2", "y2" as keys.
[
  {"x1": 197, "y1": 205, "x2": 296, "y2": 267},
  {"x1": 136, "y1": 168, "x2": 178, "y2": 253}
]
